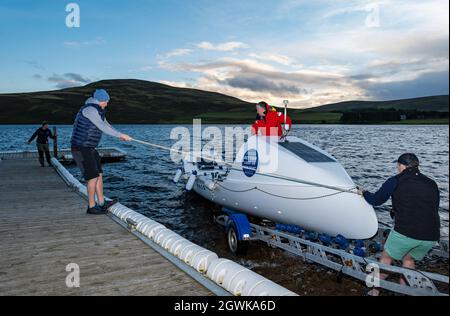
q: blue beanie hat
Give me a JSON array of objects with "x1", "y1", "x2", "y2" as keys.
[{"x1": 94, "y1": 89, "x2": 110, "y2": 102}]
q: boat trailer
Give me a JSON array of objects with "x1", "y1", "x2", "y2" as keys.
[{"x1": 215, "y1": 209, "x2": 449, "y2": 296}]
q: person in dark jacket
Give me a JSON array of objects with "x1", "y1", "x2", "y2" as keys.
[
  {"x1": 27, "y1": 121, "x2": 56, "y2": 167},
  {"x1": 358, "y1": 153, "x2": 440, "y2": 296},
  {"x1": 71, "y1": 89, "x2": 132, "y2": 215}
]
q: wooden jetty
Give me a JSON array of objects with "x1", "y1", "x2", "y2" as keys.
[
  {"x1": 0, "y1": 158, "x2": 212, "y2": 296},
  {"x1": 0, "y1": 147, "x2": 126, "y2": 165},
  {"x1": 0, "y1": 127, "x2": 126, "y2": 164}
]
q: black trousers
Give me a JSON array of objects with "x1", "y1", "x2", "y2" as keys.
[{"x1": 37, "y1": 143, "x2": 51, "y2": 166}]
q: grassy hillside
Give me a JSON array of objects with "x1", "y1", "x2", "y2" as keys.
[
  {"x1": 0, "y1": 79, "x2": 255, "y2": 124},
  {"x1": 0, "y1": 80, "x2": 447, "y2": 124},
  {"x1": 304, "y1": 95, "x2": 449, "y2": 112}
]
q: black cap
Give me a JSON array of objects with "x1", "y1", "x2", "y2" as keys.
[
  {"x1": 42, "y1": 121, "x2": 49, "y2": 126},
  {"x1": 395, "y1": 153, "x2": 420, "y2": 168}
]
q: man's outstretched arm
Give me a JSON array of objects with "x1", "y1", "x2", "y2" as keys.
[
  {"x1": 362, "y1": 177, "x2": 398, "y2": 206},
  {"x1": 82, "y1": 107, "x2": 122, "y2": 138},
  {"x1": 27, "y1": 129, "x2": 38, "y2": 143}
]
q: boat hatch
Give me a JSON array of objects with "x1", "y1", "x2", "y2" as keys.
[{"x1": 280, "y1": 142, "x2": 336, "y2": 163}]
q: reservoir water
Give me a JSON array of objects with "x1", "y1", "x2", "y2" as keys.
[{"x1": 1, "y1": 124, "x2": 448, "y2": 295}]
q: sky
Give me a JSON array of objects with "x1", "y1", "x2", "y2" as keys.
[{"x1": 0, "y1": 0, "x2": 448, "y2": 108}]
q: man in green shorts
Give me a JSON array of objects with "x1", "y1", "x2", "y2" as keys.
[{"x1": 358, "y1": 153, "x2": 441, "y2": 296}]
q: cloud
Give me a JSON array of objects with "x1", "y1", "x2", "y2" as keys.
[
  {"x1": 320, "y1": 0, "x2": 384, "y2": 20},
  {"x1": 63, "y1": 37, "x2": 106, "y2": 47},
  {"x1": 196, "y1": 41, "x2": 248, "y2": 51},
  {"x1": 32, "y1": 74, "x2": 42, "y2": 79},
  {"x1": 158, "y1": 30, "x2": 448, "y2": 107},
  {"x1": 248, "y1": 53, "x2": 299, "y2": 67},
  {"x1": 159, "y1": 57, "x2": 366, "y2": 107},
  {"x1": 64, "y1": 73, "x2": 91, "y2": 83},
  {"x1": 343, "y1": 56, "x2": 447, "y2": 86},
  {"x1": 357, "y1": 70, "x2": 449, "y2": 100},
  {"x1": 19, "y1": 60, "x2": 46, "y2": 71},
  {"x1": 165, "y1": 48, "x2": 193, "y2": 58},
  {"x1": 155, "y1": 1, "x2": 448, "y2": 107},
  {"x1": 47, "y1": 73, "x2": 92, "y2": 89},
  {"x1": 223, "y1": 75, "x2": 309, "y2": 95}
]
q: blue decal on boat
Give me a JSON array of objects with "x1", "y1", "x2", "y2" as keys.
[{"x1": 242, "y1": 149, "x2": 258, "y2": 177}]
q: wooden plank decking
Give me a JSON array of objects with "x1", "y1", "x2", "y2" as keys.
[{"x1": 0, "y1": 159, "x2": 212, "y2": 296}]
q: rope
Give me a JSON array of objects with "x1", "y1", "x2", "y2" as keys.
[
  {"x1": 215, "y1": 183, "x2": 257, "y2": 193},
  {"x1": 216, "y1": 182, "x2": 345, "y2": 200},
  {"x1": 131, "y1": 138, "x2": 359, "y2": 195},
  {"x1": 257, "y1": 187, "x2": 345, "y2": 200}
]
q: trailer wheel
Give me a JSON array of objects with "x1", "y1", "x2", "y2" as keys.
[{"x1": 227, "y1": 223, "x2": 249, "y2": 255}]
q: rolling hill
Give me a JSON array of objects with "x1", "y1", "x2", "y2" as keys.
[
  {"x1": 0, "y1": 79, "x2": 255, "y2": 124},
  {"x1": 0, "y1": 79, "x2": 448, "y2": 124},
  {"x1": 304, "y1": 95, "x2": 449, "y2": 112}
]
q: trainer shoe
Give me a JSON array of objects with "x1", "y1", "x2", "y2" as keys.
[
  {"x1": 87, "y1": 205, "x2": 107, "y2": 215},
  {"x1": 99, "y1": 199, "x2": 118, "y2": 212}
]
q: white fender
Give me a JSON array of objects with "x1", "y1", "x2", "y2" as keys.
[
  {"x1": 173, "y1": 168, "x2": 183, "y2": 183},
  {"x1": 185, "y1": 173, "x2": 197, "y2": 191}
]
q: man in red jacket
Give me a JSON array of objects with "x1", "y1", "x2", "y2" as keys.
[{"x1": 251, "y1": 101, "x2": 292, "y2": 137}]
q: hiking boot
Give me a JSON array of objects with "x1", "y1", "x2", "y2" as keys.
[
  {"x1": 99, "y1": 199, "x2": 118, "y2": 212},
  {"x1": 87, "y1": 205, "x2": 107, "y2": 215}
]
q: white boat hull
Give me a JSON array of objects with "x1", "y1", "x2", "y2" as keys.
[{"x1": 189, "y1": 136, "x2": 378, "y2": 240}]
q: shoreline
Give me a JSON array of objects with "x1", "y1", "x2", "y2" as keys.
[{"x1": 0, "y1": 122, "x2": 448, "y2": 126}]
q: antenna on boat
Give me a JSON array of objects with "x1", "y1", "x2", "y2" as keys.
[
  {"x1": 283, "y1": 100, "x2": 290, "y2": 138},
  {"x1": 283, "y1": 100, "x2": 288, "y2": 123}
]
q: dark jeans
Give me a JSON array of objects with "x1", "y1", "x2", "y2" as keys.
[{"x1": 37, "y1": 143, "x2": 51, "y2": 166}]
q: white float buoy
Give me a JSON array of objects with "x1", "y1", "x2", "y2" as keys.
[
  {"x1": 173, "y1": 168, "x2": 182, "y2": 183},
  {"x1": 185, "y1": 172, "x2": 197, "y2": 191}
]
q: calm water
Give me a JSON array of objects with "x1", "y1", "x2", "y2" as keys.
[{"x1": 1, "y1": 124, "x2": 448, "y2": 294}]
